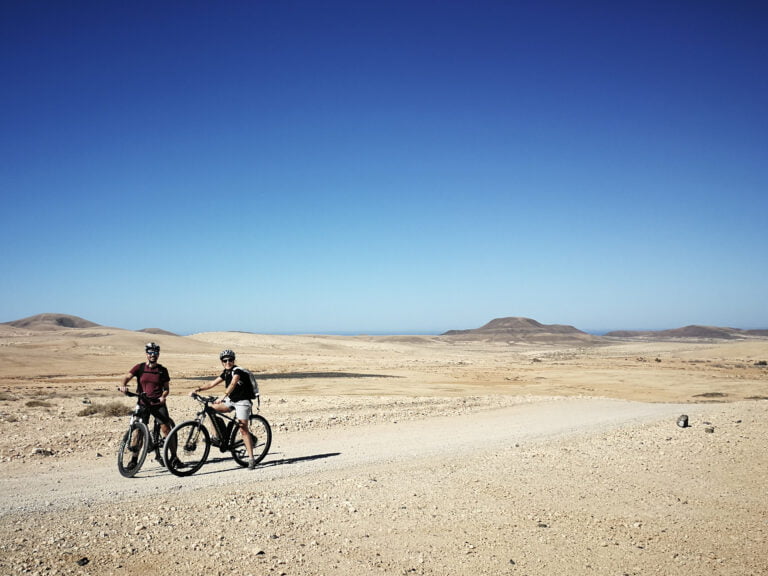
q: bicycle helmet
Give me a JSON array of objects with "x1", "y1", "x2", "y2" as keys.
[
  {"x1": 145, "y1": 342, "x2": 160, "y2": 355},
  {"x1": 219, "y1": 349, "x2": 235, "y2": 361}
]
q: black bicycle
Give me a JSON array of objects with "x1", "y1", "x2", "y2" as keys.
[
  {"x1": 163, "y1": 393, "x2": 272, "y2": 477},
  {"x1": 116, "y1": 390, "x2": 169, "y2": 478}
]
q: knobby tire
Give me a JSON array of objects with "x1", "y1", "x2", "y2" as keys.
[
  {"x1": 230, "y1": 414, "x2": 272, "y2": 468},
  {"x1": 164, "y1": 421, "x2": 210, "y2": 477},
  {"x1": 117, "y1": 421, "x2": 149, "y2": 478}
]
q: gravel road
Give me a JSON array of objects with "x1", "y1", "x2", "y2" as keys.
[
  {"x1": 2, "y1": 396, "x2": 765, "y2": 576},
  {"x1": 3, "y1": 397, "x2": 689, "y2": 512}
]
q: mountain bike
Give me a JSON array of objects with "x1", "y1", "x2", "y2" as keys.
[
  {"x1": 116, "y1": 391, "x2": 169, "y2": 478},
  {"x1": 163, "y1": 393, "x2": 272, "y2": 477}
]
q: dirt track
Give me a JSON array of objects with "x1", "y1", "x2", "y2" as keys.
[
  {"x1": 2, "y1": 397, "x2": 688, "y2": 513},
  {"x1": 2, "y1": 396, "x2": 766, "y2": 576},
  {"x1": 1, "y1": 329, "x2": 767, "y2": 575}
]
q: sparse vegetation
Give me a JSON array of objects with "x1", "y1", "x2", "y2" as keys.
[
  {"x1": 755, "y1": 360, "x2": 767, "y2": 366},
  {"x1": 25, "y1": 399, "x2": 53, "y2": 408},
  {"x1": 77, "y1": 401, "x2": 130, "y2": 417}
]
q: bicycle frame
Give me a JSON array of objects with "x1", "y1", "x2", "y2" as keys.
[
  {"x1": 125, "y1": 392, "x2": 164, "y2": 451},
  {"x1": 188, "y1": 397, "x2": 239, "y2": 449}
]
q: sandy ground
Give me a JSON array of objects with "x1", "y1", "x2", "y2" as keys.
[{"x1": 0, "y1": 326, "x2": 767, "y2": 575}]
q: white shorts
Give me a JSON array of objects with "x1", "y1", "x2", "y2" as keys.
[{"x1": 222, "y1": 398, "x2": 252, "y2": 421}]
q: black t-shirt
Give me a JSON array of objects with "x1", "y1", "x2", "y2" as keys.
[{"x1": 219, "y1": 367, "x2": 255, "y2": 402}]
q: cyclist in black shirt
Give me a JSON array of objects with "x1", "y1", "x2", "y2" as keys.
[{"x1": 192, "y1": 349, "x2": 257, "y2": 469}]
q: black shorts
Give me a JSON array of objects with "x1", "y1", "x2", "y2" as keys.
[{"x1": 139, "y1": 402, "x2": 174, "y2": 428}]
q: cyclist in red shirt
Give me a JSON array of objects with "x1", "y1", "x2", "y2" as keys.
[{"x1": 118, "y1": 342, "x2": 175, "y2": 460}]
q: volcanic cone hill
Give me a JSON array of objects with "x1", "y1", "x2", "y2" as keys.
[
  {"x1": 2, "y1": 313, "x2": 101, "y2": 330},
  {"x1": 442, "y1": 317, "x2": 600, "y2": 344}
]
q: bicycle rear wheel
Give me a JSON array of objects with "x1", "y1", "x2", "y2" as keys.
[
  {"x1": 117, "y1": 421, "x2": 149, "y2": 478},
  {"x1": 230, "y1": 414, "x2": 272, "y2": 468},
  {"x1": 164, "y1": 421, "x2": 210, "y2": 477}
]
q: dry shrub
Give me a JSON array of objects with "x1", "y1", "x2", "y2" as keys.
[
  {"x1": 26, "y1": 400, "x2": 53, "y2": 408},
  {"x1": 77, "y1": 402, "x2": 131, "y2": 417},
  {"x1": 77, "y1": 405, "x2": 99, "y2": 416}
]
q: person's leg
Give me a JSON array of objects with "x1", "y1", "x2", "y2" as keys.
[
  {"x1": 210, "y1": 402, "x2": 233, "y2": 445},
  {"x1": 151, "y1": 405, "x2": 178, "y2": 463},
  {"x1": 238, "y1": 419, "x2": 254, "y2": 460},
  {"x1": 153, "y1": 405, "x2": 173, "y2": 437},
  {"x1": 234, "y1": 401, "x2": 255, "y2": 468}
]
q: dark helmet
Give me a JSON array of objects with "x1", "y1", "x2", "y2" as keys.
[
  {"x1": 219, "y1": 349, "x2": 235, "y2": 361},
  {"x1": 145, "y1": 342, "x2": 160, "y2": 355}
]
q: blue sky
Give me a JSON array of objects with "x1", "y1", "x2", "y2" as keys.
[{"x1": 1, "y1": 1, "x2": 767, "y2": 335}]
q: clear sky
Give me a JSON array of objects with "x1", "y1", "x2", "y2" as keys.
[{"x1": 1, "y1": 1, "x2": 767, "y2": 335}]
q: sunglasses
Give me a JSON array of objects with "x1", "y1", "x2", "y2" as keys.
[
  {"x1": 146, "y1": 351, "x2": 159, "y2": 356},
  {"x1": 221, "y1": 358, "x2": 234, "y2": 363}
]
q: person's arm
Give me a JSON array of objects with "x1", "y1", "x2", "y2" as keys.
[
  {"x1": 222, "y1": 373, "x2": 241, "y2": 400},
  {"x1": 191, "y1": 376, "x2": 224, "y2": 396},
  {"x1": 118, "y1": 372, "x2": 134, "y2": 394}
]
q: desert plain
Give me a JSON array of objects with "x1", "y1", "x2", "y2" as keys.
[{"x1": 0, "y1": 317, "x2": 767, "y2": 576}]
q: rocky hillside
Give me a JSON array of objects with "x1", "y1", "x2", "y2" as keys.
[
  {"x1": 2, "y1": 313, "x2": 101, "y2": 330},
  {"x1": 606, "y1": 325, "x2": 768, "y2": 340},
  {"x1": 442, "y1": 317, "x2": 598, "y2": 344},
  {"x1": 139, "y1": 327, "x2": 179, "y2": 336}
]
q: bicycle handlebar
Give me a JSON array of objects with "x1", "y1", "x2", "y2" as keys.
[
  {"x1": 190, "y1": 392, "x2": 219, "y2": 404},
  {"x1": 120, "y1": 390, "x2": 168, "y2": 406},
  {"x1": 120, "y1": 389, "x2": 149, "y2": 400}
]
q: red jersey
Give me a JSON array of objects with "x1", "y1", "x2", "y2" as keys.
[{"x1": 130, "y1": 362, "x2": 170, "y2": 403}]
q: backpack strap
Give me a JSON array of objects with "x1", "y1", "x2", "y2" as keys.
[{"x1": 135, "y1": 362, "x2": 146, "y2": 393}]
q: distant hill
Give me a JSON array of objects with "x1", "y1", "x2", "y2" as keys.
[
  {"x1": 3, "y1": 313, "x2": 101, "y2": 330},
  {"x1": 2, "y1": 313, "x2": 180, "y2": 336},
  {"x1": 442, "y1": 317, "x2": 598, "y2": 343},
  {"x1": 139, "y1": 328, "x2": 179, "y2": 336},
  {"x1": 605, "y1": 325, "x2": 768, "y2": 340}
]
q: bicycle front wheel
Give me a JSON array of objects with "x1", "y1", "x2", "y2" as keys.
[
  {"x1": 230, "y1": 414, "x2": 272, "y2": 468},
  {"x1": 117, "y1": 421, "x2": 149, "y2": 478},
  {"x1": 164, "y1": 421, "x2": 210, "y2": 477}
]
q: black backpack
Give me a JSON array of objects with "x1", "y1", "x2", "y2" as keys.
[{"x1": 234, "y1": 365, "x2": 260, "y2": 407}]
